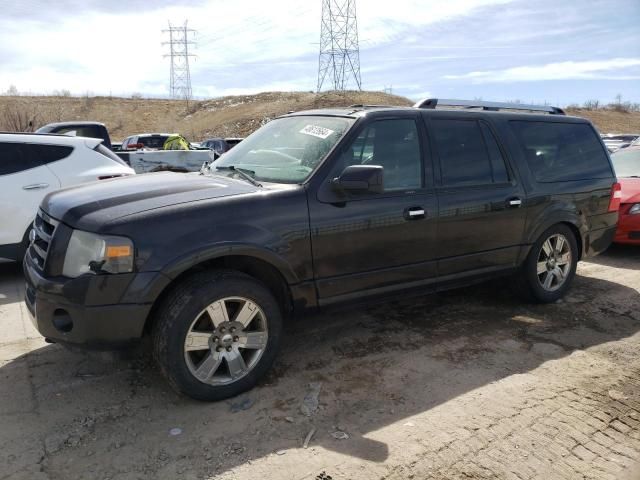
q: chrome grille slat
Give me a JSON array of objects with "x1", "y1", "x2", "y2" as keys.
[
  {"x1": 33, "y1": 223, "x2": 51, "y2": 242},
  {"x1": 32, "y1": 242, "x2": 47, "y2": 259},
  {"x1": 30, "y1": 210, "x2": 58, "y2": 272}
]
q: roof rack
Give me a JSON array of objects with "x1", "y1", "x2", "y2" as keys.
[
  {"x1": 347, "y1": 104, "x2": 396, "y2": 109},
  {"x1": 413, "y1": 98, "x2": 565, "y2": 115}
]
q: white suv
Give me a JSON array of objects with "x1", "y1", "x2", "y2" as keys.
[{"x1": 0, "y1": 133, "x2": 135, "y2": 262}]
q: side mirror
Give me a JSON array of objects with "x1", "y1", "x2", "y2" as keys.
[{"x1": 331, "y1": 165, "x2": 384, "y2": 194}]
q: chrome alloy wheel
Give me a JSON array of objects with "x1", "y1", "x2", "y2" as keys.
[
  {"x1": 536, "y1": 233, "x2": 572, "y2": 292},
  {"x1": 184, "y1": 297, "x2": 268, "y2": 385}
]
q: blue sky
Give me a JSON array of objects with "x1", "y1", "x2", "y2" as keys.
[{"x1": 1, "y1": 0, "x2": 638, "y2": 105}]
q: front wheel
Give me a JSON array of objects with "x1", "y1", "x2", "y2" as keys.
[
  {"x1": 152, "y1": 270, "x2": 283, "y2": 401},
  {"x1": 516, "y1": 225, "x2": 579, "y2": 303}
]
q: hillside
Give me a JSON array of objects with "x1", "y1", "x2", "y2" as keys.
[{"x1": 1, "y1": 92, "x2": 639, "y2": 141}]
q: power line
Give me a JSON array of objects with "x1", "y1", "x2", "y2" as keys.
[
  {"x1": 317, "y1": 0, "x2": 362, "y2": 92},
  {"x1": 162, "y1": 20, "x2": 196, "y2": 100}
]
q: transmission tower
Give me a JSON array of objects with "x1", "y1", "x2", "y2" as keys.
[
  {"x1": 162, "y1": 21, "x2": 196, "y2": 100},
  {"x1": 317, "y1": 0, "x2": 362, "y2": 92}
]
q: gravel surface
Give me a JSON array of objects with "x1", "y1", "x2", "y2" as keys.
[{"x1": 1, "y1": 245, "x2": 639, "y2": 480}]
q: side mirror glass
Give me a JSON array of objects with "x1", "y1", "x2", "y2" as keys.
[{"x1": 331, "y1": 165, "x2": 384, "y2": 194}]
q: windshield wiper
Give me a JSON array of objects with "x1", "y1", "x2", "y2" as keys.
[{"x1": 213, "y1": 165, "x2": 262, "y2": 187}]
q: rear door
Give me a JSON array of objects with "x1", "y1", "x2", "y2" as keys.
[
  {"x1": 309, "y1": 113, "x2": 439, "y2": 303},
  {"x1": 0, "y1": 142, "x2": 63, "y2": 247},
  {"x1": 427, "y1": 116, "x2": 527, "y2": 278}
]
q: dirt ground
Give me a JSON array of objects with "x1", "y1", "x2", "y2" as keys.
[{"x1": 1, "y1": 246, "x2": 639, "y2": 480}]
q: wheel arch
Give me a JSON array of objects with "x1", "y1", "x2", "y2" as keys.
[
  {"x1": 522, "y1": 208, "x2": 587, "y2": 262},
  {"x1": 143, "y1": 252, "x2": 296, "y2": 334}
]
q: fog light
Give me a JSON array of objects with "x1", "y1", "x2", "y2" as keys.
[{"x1": 52, "y1": 309, "x2": 73, "y2": 333}]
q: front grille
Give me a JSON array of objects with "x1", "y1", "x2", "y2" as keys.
[{"x1": 28, "y1": 210, "x2": 59, "y2": 272}]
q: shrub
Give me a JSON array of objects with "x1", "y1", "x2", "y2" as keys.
[{"x1": 0, "y1": 100, "x2": 40, "y2": 131}]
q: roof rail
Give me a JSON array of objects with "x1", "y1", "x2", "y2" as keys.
[
  {"x1": 413, "y1": 98, "x2": 565, "y2": 115},
  {"x1": 347, "y1": 104, "x2": 396, "y2": 109}
]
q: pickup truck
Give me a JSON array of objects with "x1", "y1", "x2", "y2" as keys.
[
  {"x1": 36, "y1": 122, "x2": 215, "y2": 173},
  {"x1": 36, "y1": 121, "x2": 112, "y2": 150}
]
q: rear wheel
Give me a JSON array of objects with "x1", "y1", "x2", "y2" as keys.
[
  {"x1": 152, "y1": 270, "x2": 283, "y2": 401},
  {"x1": 516, "y1": 225, "x2": 578, "y2": 303}
]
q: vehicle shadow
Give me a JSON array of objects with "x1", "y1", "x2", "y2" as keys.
[
  {"x1": 0, "y1": 262, "x2": 23, "y2": 307},
  {"x1": 1, "y1": 257, "x2": 639, "y2": 479}
]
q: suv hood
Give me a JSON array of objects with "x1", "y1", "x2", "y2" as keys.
[{"x1": 41, "y1": 172, "x2": 259, "y2": 228}]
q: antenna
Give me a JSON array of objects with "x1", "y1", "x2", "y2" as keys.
[
  {"x1": 317, "y1": 0, "x2": 362, "y2": 92},
  {"x1": 162, "y1": 21, "x2": 196, "y2": 100}
]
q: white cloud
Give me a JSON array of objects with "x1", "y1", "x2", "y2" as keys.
[
  {"x1": 444, "y1": 58, "x2": 640, "y2": 83},
  {"x1": 0, "y1": 0, "x2": 514, "y2": 96}
]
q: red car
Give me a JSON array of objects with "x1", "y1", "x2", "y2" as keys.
[{"x1": 611, "y1": 146, "x2": 640, "y2": 244}]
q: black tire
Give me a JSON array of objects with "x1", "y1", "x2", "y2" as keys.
[
  {"x1": 151, "y1": 269, "x2": 283, "y2": 401},
  {"x1": 515, "y1": 224, "x2": 579, "y2": 303}
]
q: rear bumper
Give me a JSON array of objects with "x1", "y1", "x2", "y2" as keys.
[
  {"x1": 583, "y1": 225, "x2": 617, "y2": 258},
  {"x1": 614, "y1": 212, "x2": 640, "y2": 245},
  {"x1": 23, "y1": 255, "x2": 161, "y2": 349}
]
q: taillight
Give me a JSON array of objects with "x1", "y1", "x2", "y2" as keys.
[{"x1": 608, "y1": 182, "x2": 622, "y2": 212}]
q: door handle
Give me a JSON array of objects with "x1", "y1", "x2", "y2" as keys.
[
  {"x1": 404, "y1": 206, "x2": 426, "y2": 220},
  {"x1": 22, "y1": 183, "x2": 49, "y2": 190},
  {"x1": 507, "y1": 198, "x2": 522, "y2": 208}
]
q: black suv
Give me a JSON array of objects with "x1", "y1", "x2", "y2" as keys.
[{"x1": 24, "y1": 99, "x2": 619, "y2": 401}]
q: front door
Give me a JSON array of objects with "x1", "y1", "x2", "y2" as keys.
[{"x1": 308, "y1": 115, "x2": 438, "y2": 304}]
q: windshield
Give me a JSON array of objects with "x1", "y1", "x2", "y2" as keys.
[
  {"x1": 611, "y1": 149, "x2": 640, "y2": 177},
  {"x1": 211, "y1": 116, "x2": 354, "y2": 184}
]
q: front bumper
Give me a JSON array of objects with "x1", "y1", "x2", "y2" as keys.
[
  {"x1": 23, "y1": 255, "x2": 163, "y2": 349},
  {"x1": 614, "y1": 211, "x2": 640, "y2": 245}
]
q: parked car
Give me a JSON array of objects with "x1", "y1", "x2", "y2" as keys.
[
  {"x1": 0, "y1": 133, "x2": 134, "y2": 262},
  {"x1": 201, "y1": 137, "x2": 243, "y2": 155},
  {"x1": 117, "y1": 133, "x2": 216, "y2": 173},
  {"x1": 601, "y1": 133, "x2": 640, "y2": 153},
  {"x1": 36, "y1": 121, "x2": 112, "y2": 150},
  {"x1": 24, "y1": 99, "x2": 618, "y2": 401},
  {"x1": 610, "y1": 146, "x2": 640, "y2": 244}
]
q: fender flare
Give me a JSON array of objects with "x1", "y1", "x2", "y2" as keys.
[
  {"x1": 521, "y1": 208, "x2": 587, "y2": 262},
  {"x1": 160, "y1": 242, "x2": 300, "y2": 285}
]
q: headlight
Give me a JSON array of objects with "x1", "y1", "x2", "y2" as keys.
[
  {"x1": 62, "y1": 230, "x2": 134, "y2": 278},
  {"x1": 630, "y1": 203, "x2": 640, "y2": 215}
]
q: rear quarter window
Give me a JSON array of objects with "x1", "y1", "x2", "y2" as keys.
[
  {"x1": 510, "y1": 121, "x2": 613, "y2": 182},
  {"x1": 0, "y1": 142, "x2": 73, "y2": 175}
]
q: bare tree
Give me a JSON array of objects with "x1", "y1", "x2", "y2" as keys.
[
  {"x1": 0, "y1": 100, "x2": 40, "y2": 131},
  {"x1": 583, "y1": 99, "x2": 600, "y2": 110}
]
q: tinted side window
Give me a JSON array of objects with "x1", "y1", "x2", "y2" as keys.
[
  {"x1": 343, "y1": 119, "x2": 423, "y2": 192},
  {"x1": 432, "y1": 119, "x2": 494, "y2": 186},
  {"x1": 479, "y1": 122, "x2": 509, "y2": 183},
  {"x1": 510, "y1": 121, "x2": 613, "y2": 182},
  {"x1": 0, "y1": 142, "x2": 73, "y2": 175}
]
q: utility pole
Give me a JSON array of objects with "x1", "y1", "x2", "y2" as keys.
[
  {"x1": 162, "y1": 21, "x2": 196, "y2": 100},
  {"x1": 317, "y1": 0, "x2": 362, "y2": 92}
]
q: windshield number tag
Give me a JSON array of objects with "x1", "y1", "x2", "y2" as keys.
[{"x1": 299, "y1": 125, "x2": 335, "y2": 140}]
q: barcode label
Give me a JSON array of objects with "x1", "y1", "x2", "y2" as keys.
[{"x1": 299, "y1": 125, "x2": 335, "y2": 139}]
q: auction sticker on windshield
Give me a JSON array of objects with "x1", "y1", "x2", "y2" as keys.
[{"x1": 299, "y1": 125, "x2": 335, "y2": 140}]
